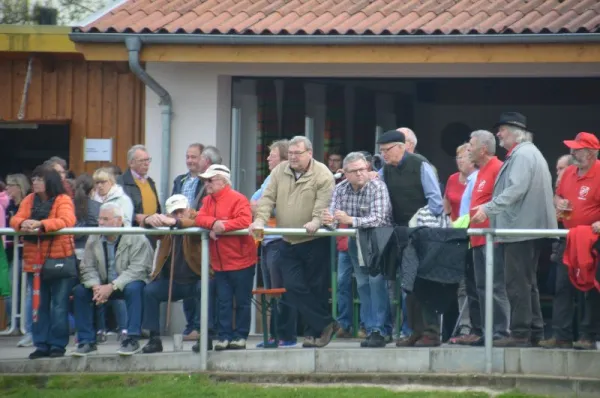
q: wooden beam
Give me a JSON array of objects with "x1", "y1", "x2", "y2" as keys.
[
  {"x1": 0, "y1": 26, "x2": 76, "y2": 53},
  {"x1": 77, "y1": 42, "x2": 600, "y2": 63}
]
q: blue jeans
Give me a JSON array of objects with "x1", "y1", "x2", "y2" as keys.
[
  {"x1": 215, "y1": 265, "x2": 255, "y2": 341},
  {"x1": 142, "y1": 278, "x2": 214, "y2": 335},
  {"x1": 348, "y1": 238, "x2": 390, "y2": 336},
  {"x1": 336, "y1": 250, "x2": 353, "y2": 330},
  {"x1": 33, "y1": 277, "x2": 77, "y2": 353},
  {"x1": 95, "y1": 300, "x2": 128, "y2": 331},
  {"x1": 74, "y1": 280, "x2": 145, "y2": 343}
]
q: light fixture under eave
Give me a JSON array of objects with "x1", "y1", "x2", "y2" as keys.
[{"x1": 0, "y1": 123, "x2": 39, "y2": 129}]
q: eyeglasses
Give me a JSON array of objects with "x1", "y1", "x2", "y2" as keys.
[
  {"x1": 135, "y1": 157, "x2": 152, "y2": 164},
  {"x1": 288, "y1": 150, "x2": 308, "y2": 157},
  {"x1": 345, "y1": 167, "x2": 368, "y2": 175},
  {"x1": 379, "y1": 144, "x2": 400, "y2": 154},
  {"x1": 95, "y1": 180, "x2": 108, "y2": 185},
  {"x1": 31, "y1": 177, "x2": 43, "y2": 183}
]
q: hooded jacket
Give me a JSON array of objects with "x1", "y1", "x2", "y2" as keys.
[
  {"x1": 195, "y1": 185, "x2": 257, "y2": 272},
  {"x1": 93, "y1": 184, "x2": 135, "y2": 227}
]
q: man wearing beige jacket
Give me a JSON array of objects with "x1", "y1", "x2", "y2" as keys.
[{"x1": 249, "y1": 136, "x2": 337, "y2": 348}]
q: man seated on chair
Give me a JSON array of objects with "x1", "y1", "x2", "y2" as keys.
[
  {"x1": 73, "y1": 202, "x2": 153, "y2": 357},
  {"x1": 141, "y1": 194, "x2": 214, "y2": 354}
]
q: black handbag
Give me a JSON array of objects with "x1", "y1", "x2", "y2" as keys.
[{"x1": 39, "y1": 237, "x2": 79, "y2": 281}]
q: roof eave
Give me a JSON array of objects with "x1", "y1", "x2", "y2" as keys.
[{"x1": 69, "y1": 32, "x2": 600, "y2": 45}]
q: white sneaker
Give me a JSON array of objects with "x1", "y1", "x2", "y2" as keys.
[
  {"x1": 228, "y1": 338, "x2": 246, "y2": 350},
  {"x1": 17, "y1": 333, "x2": 33, "y2": 347},
  {"x1": 214, "y1": 340, "x2": 230, "y2": 351}
]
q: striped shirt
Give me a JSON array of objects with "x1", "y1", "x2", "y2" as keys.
[
  {"x1": 329, "y1": 179, "x2": 393, "y2": 228},
  {"x1": 181, "y1": 175, "x2": 199, "y2": 205}
]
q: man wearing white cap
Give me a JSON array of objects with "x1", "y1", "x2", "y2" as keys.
[
  {"x1": 195, "y1": 164, "x2": 257, "y2": 350},
  {"x1": 141, "y1": 194, "x2": 214, "y2": 354}
]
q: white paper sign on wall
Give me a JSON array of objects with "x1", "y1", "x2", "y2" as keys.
[{"x1": 84, "y1": 138, "x2": 113, "y2": 162}]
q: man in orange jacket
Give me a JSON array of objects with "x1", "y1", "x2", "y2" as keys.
[
  {"x1": 195, "y1": 164, "x2": 257, "y2": 351},
  {"x1": 542, "y1": 132, "x2": 600, "y2": 350}
]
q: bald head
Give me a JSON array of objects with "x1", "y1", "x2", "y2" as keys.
[{"x1": 397, "y1": 127, "x2": 417, "y2": 153}]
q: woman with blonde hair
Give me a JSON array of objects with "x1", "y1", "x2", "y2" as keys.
[{"x1": 92, "y1": 167, "x2": 134, "y2": 227}]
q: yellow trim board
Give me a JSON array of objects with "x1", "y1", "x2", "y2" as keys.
[
  {"x1": 77, "y1": 42, "x2": 600, "y2": 63},
  {"x1": 0, "y1": 25, "x2": 76, "y2": 53}
]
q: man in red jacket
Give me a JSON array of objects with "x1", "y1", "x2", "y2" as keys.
[
  {"x1": 467, "y1": 130, "x2": 510, "y2": 346},
  {"x1": 542, "y1": 132, "x2": 600, "y2": 350},
  {"x1": 195, "y1": 164, "x2": 257, "y2": 351}
]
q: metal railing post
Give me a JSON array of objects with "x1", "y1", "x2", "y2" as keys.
[
  {"x1": 199, "y1": 231, "x2": 210, "y2": 372},
  {"x1": 484, "y1": 232, "x2": 495, "y2": 374},
  {"x1": 330, "y1": 236, "x2": 337, "y2": 318},
  {"x1": 20, "y1": 269, "x2": 27, "y2": 335}
]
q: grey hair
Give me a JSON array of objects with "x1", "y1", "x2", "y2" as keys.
[
  {"x1": 127, "y1": 144, "x2": 148, "y2": 163},
  {"x1": 398, "y1": 127, "x2": 417, "y2": 148},
  {"x1": 47, "y1": 156, "x2": 67, "y2": 169},
  {"x1": 470, "y1": 130, "x2": 497, "y2": 156},
  {"x1": 289, "y1": 136, "x2": 313, "y2": 151},
  {"x1": 505, "y1": 126, "x2": 532, "y2": 143},
  {"x1": 201, "y1": 146, "x2": 222, "y2": 165},
  {"x1": 100, "y1": 202, "x2": 124, "y2": 219},
  {"x1": 343, "y1": 152, "x2": 367, "y2": 169}
]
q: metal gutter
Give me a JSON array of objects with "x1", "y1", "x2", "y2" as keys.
[
  {"x1": 70, "y1": 32, "x2": 600, "y2": 45},
  {"x1": 125, "y1": 36, "x2": 172, "y2": 206}
]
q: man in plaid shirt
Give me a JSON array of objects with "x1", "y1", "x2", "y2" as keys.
[{"x1": 324, "y1": 152, "x2": 393, "y2": 348}]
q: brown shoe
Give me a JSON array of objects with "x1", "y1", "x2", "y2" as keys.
[
  {"x1": 493, "y1": 336, "x2": 531, "y2": 348},
  {"x1": 449, "y1": 334, "x2": 481, "y2": 345},
  {"x1": 539, "y1": 337, "x2": 573, "y2": 349},
  {"x1": 415, "y1": 335, "x2": 441, "y2": 347},
  {"x1": 335, "y1": 328, "x2": 352, "y2": 339},
  {"x1": 357, "y1": 328, "x2": 367, "y2": 339},
  {"x1": 314, "y1": 322, "x2": 340, "y2": 348},
  {"x1": 183, "y1": 330, "x2": 199, "y2": 342},
  {"x1": 573, "y1": 339, "x2": 597, "y2": 350},
  {"x1": 396, "y1": 334, "x2": 421, "y2": 347},
  {"x1": 302, "y1": 336, "x2": 316, "y2": 348}
]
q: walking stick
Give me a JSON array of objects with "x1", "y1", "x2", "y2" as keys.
[{"x1": 165, "y1": 238, "x2": 176, "y2": 329}]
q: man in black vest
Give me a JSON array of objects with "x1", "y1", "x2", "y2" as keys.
[{"x1": 377, "y1": 130, "x2": 444, "y2": 347}]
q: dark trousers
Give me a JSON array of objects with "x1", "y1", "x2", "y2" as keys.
[
  {"x1": 502, "y1": 240, "x2": 544, "y2": 339},
  {"x1": 142, "y1": 278, "x2": 214, "y2": 335},
  {"x1": 33, "y1": 277, "x2": 76, "y2": 353},
  {"x1": 279, "y1": 238, "x2": 333, "y2": 337},
  {"x1": 552, "y1": 254, "x2": 600, "y2": 341},
  {"x1": 473, "y1": 245, "x2": 510, "y2": 338},
  {"x1": 406, "y1": 292, "x2": 440, "y2": 338},
  {"x1": 215, "y1": 265, "x2": 255, "y2": 341},
  {"x1": 464, "y1": 247, "x2": 482, "y2": 334},
  {"x1": 262, "y1": 240, "x2": 297, "y2": 341},
  {"x1": 74, "y1": 280, "x2": 145, "y2": 344},
  {"x1": 182, "y1": 298, "x2": 200, "y2": 332}
]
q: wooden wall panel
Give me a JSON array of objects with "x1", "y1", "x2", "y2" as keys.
[{"x1": 0, "y1": 55, "x2": 145, "y2": 176}]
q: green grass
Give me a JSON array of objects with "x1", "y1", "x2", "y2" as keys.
[{"x1": 0, "y1": 374, "x2": 549, "y2": 398}]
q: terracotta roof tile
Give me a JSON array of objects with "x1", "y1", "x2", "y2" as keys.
[{"x1": 77, "y1": 0, "x2": 600, "y2": 35}]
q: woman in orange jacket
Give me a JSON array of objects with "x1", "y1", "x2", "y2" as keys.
[
  {"x1": 10, "y1": 165, "x2": 77, "y2": 359},
  {"x1": 195, "y1": 164, "x2": 256, "y2": 351}
]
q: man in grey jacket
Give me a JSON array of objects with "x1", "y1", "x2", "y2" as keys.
[
  {"x1": 472, "y1": 112, "x2": 557, "y2": 348},
  {"x1": 73, "y1": 202, "x2": 154, "y2": 357}
]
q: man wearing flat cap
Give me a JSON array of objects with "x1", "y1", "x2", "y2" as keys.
[
  {"x1": 376, "y1": 129, "x2": 443, "y2": 347},
  {"x1": 540, "y1": 132, "x2": 600, "y2": 350},
  {"x1": 472, "y1": 112, "x2": 556, "y2": 347}
]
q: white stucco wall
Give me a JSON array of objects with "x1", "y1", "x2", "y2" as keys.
[{"x1": 144, "y1": 63, "x2": 231, "y2": 202}]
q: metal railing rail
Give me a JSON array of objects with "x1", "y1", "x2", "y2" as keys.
[{"x1": 0, "y1": 227, "x2": 568, "y2": 374}]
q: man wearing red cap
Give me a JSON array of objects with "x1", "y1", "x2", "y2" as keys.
[{"x1": 541, "y1": 132, "x2": 600, "y2": 350}]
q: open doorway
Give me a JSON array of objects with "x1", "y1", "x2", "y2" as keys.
[{"x1": 0, "y1": 122, "x2": 70, "y2": 178}]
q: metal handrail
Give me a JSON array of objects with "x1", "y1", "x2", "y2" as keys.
[{"x1": 0, "y1": 226, "x2": 570, "y2": 374}]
